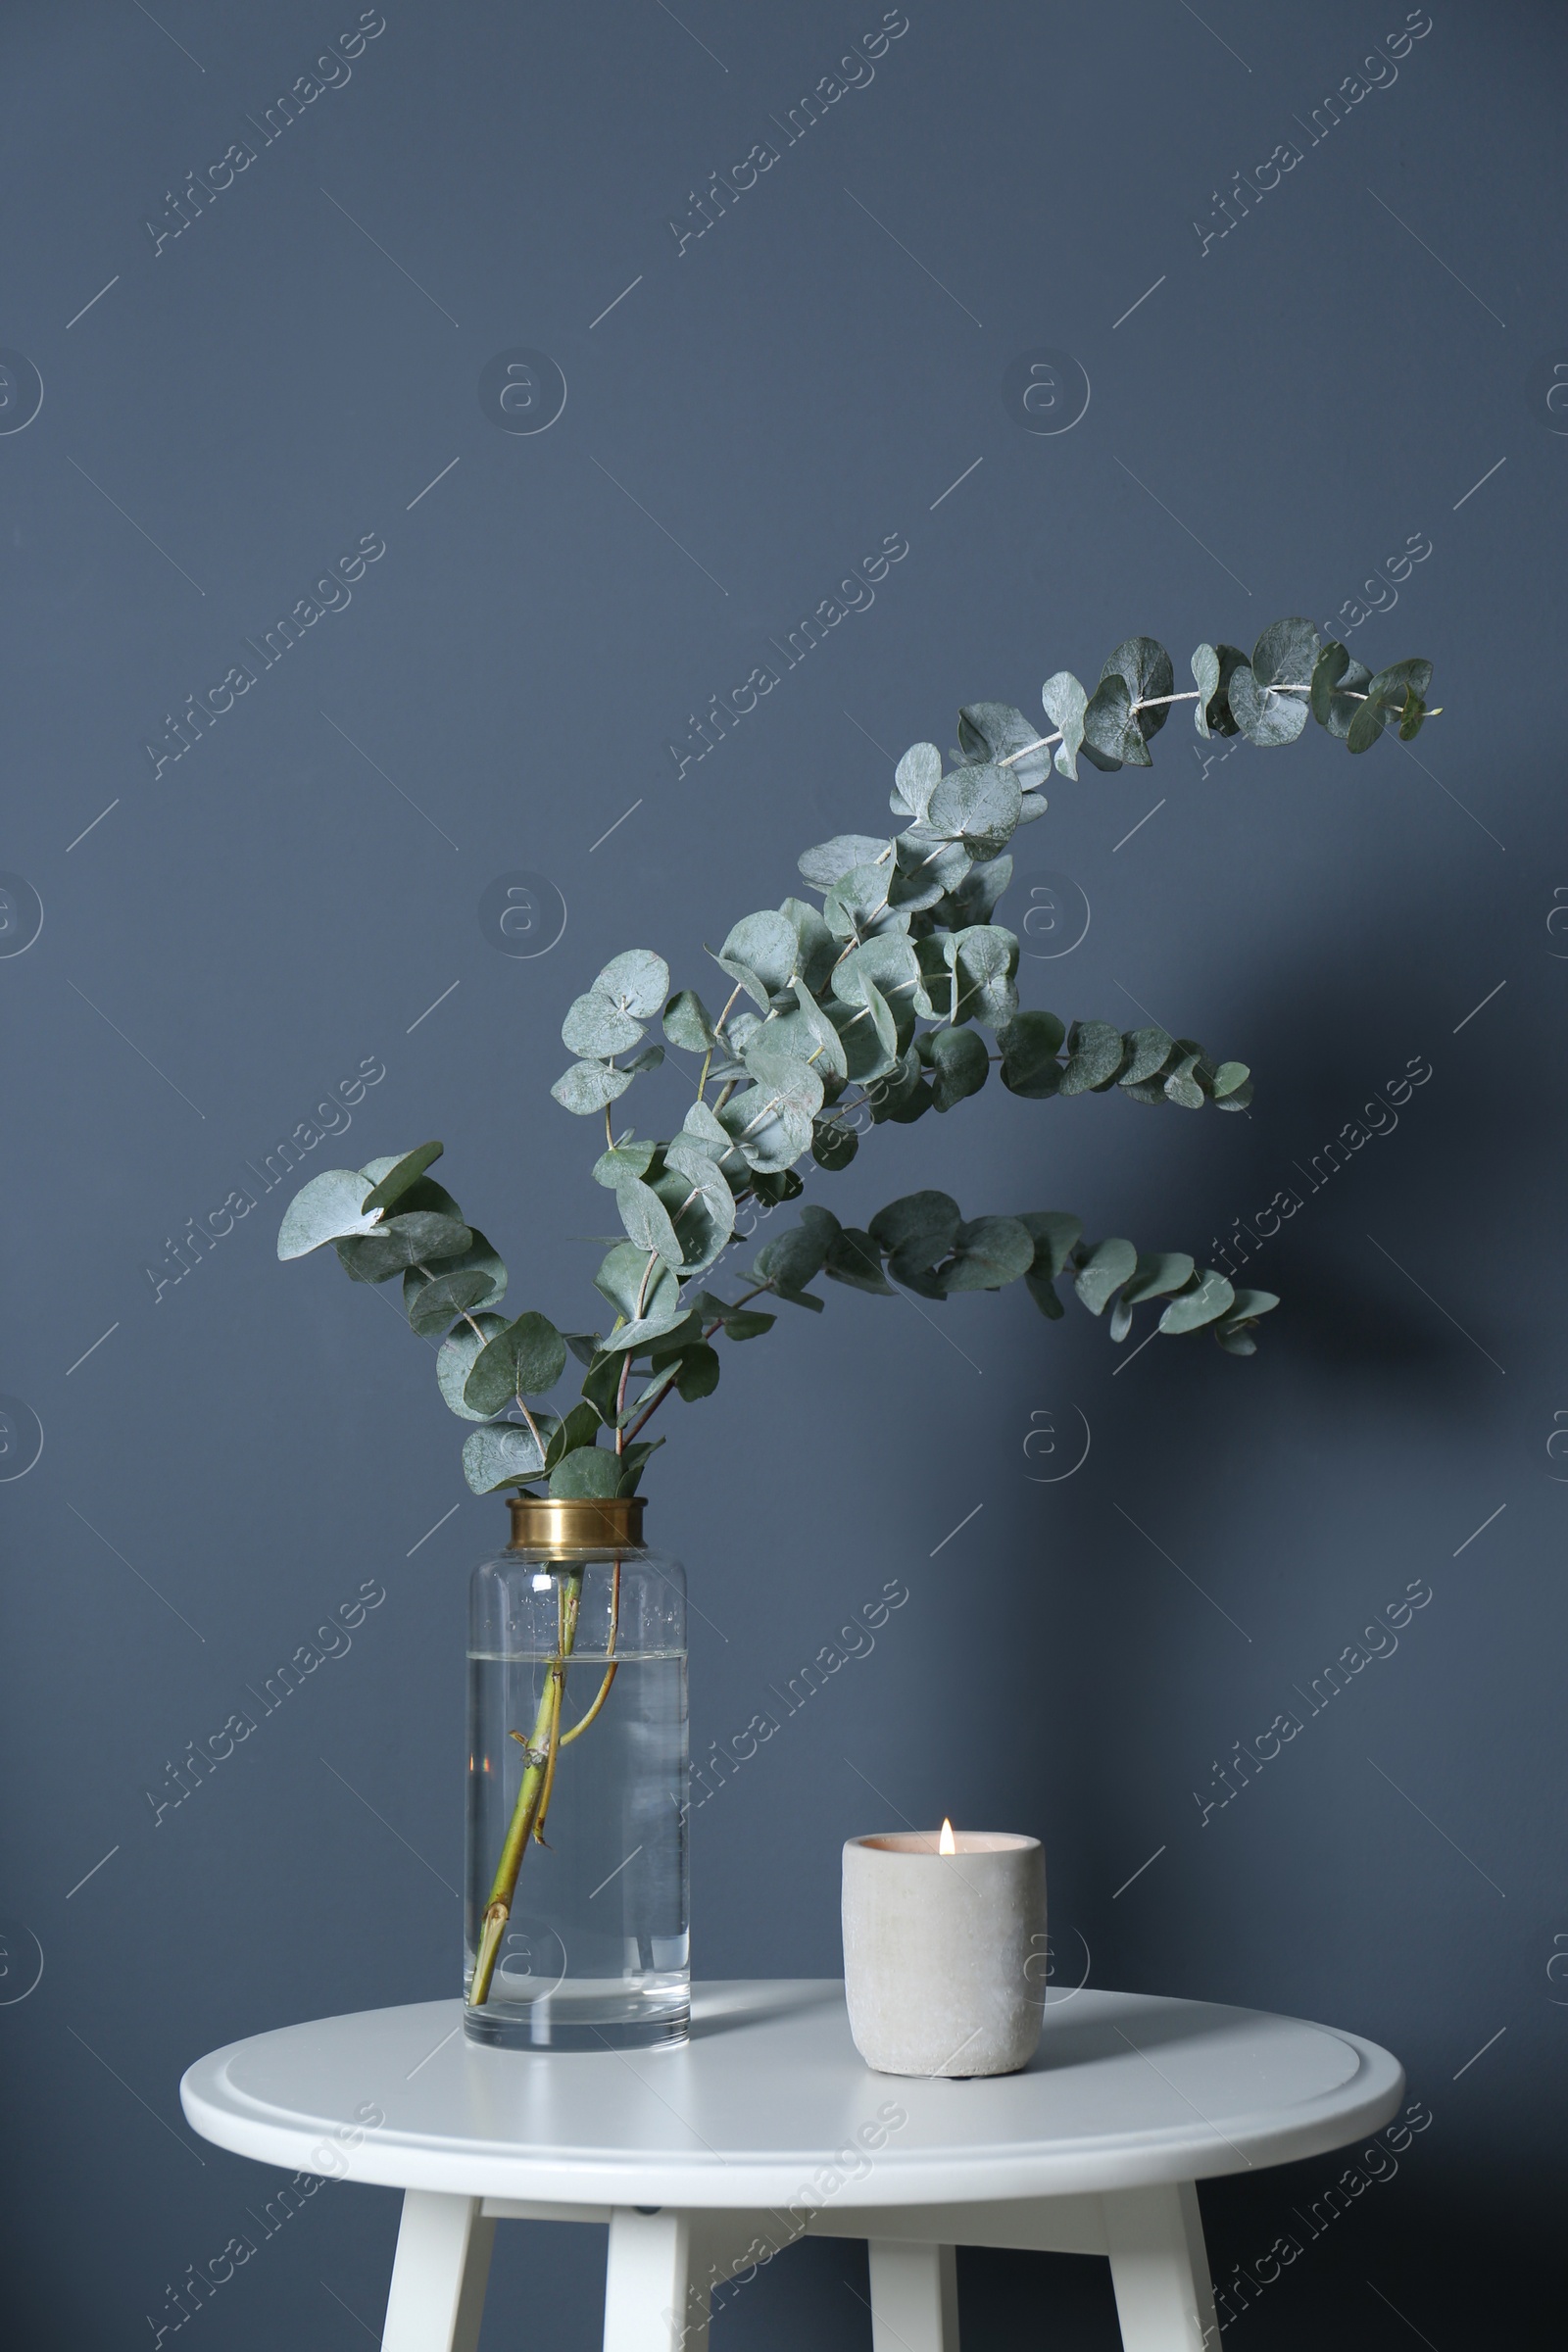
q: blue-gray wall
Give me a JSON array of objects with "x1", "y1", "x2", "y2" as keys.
[{"x1": 2, "y1": 3, "x2": 1561, "y2": 2344}]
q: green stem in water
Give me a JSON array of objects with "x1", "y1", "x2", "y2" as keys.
[{"x1": 467, "y1": 1567, "x2": 583, "y2": 2007}]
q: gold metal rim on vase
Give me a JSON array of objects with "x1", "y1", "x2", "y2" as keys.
[{"x1": 506, "y1": 1494, "x2": 644, "y2": 1550}]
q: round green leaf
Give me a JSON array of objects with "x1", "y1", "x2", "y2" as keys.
[
  {"x1": 548, "y1": 1444, "x2": 623, "y2": 1499},
  {"x1": 1102, "y1": 636, "x2": 1175, "y2": 740},
  {"x1": 927, "y1": 762, "x2": 1022, "y2": 858},
  {"x1": 1073, "y1": 1237, "x2": 1137, "y2": 1314},
  {"x1": 594, "y1": 950, "x2": 670, "y2": 1019},
  {"x1": 437, "y1": 1312, "x2": 510, "y2": 1420},
  {"x1": 997, "y1": 1009, "x2": 1063, "y2": 1098},
  {"x1": 1191, "y1": 644, "x2": 1221, "y2": 739},
  {"x1": 336, "y1": 1211, "x2": 473, "y2": 1283},
  {"x1": 891, "y1": 742, "x2": 941, "y2": 820},
  {"x1": 463, "y1": 1421, "x2": 546, "y2": 1494},
  {"x1": 945, "y1": 1215, "x2": 1035, "y2": 1292},
  {"x1": 811, "y1": 1117, "x2": 858, "y2": 1172},
  {"x1": 824, "y1": 1226, "x2": 894, "y2": 1294},
  {"x1": 798, "y1": 835, "x2": 893, "y2": 891},
  {"x1": 1158, "y1": 1271, "x2": 1237, "y2": 1334},
  {"x1": 563, "y1": 992, "x2": 644, "y2": 1057},
  {"x1": 1228, "y1": 661, "x2": 1310, "y2": 747},
  {"x1": 463, "y1": 1310, "x2": 568, "y2": 1414},
  {"x1": 552, "y1": 1059, "x2": 635, "y2": 1115},
  {"x1": 276, "y1": 1168, "x2": 380, "y2": 1260},
  {"x1": 1042, "y1": 670, "x2": 1089, "y2": 779},
  {"x1": 662, "y1": 990, "x2": 716, "y2": 1053},
  {"x1": 929, "y1": 1025, "x2": 989, "y2": 1111},
  {"x1": 1120, "y1": 1251, "x2": 1196, "y2": 1306},
  {"x1": 361, "y1": 1142, "x2": 445, "y2": 1215}
]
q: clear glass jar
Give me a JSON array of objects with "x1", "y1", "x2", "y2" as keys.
[{"x1": 465, "y1": 1494, "x2": 688, "y2": 2051}]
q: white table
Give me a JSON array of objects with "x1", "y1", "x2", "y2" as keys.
[{"x1": 181, "y1": 1980, "x2": 1403, "y2": 2352}]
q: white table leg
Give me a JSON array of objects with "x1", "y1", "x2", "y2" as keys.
[
  {"x1": 868, "y1": 2238, "x2": 959, "y2": 2352},
  {"x1": 380, "y1": 2190, "x2": 495, "y2": 2352},
  {"x1": 605, "y1": 2208, "x2": 701, "y2": 2352},
  {"x1": 1103, "y1": 2182, "x2": 1217, "y2": 2352}
]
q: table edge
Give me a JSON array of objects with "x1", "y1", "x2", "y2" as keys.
[{"x1": 179, "y1": 1985, "x2": 1407, "y2": 2205}]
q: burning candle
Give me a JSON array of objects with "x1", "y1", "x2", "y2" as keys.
[{"x1": 842, "y1": 1821, "x2": 1047, "y2": 2078}]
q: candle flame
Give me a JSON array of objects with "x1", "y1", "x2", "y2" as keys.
[{"x1": 939, "y1": 1818, "x2": 956, "y2": 1854}]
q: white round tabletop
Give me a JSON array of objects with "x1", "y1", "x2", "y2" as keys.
[{"x1": 180, "y1": 1980, "x2": 1404, "y2": 2208}]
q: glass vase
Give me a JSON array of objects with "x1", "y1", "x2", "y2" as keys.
[{"x1": 465, "y1": 1494, "x2": 688, "y2": 2050}]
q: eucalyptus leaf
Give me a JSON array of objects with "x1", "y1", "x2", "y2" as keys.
[
  {"x1": 946, "y1": 1214, "x2": 1035, "y2": 1292},
  {"x1": 1162, "y1": 1052, "x2": 1206, "y2": 1110},
  {"x1": 546, "y1": 1401, "x2": 602, "y2": 1467},
  {"x1": 563, "y1": 992, "x2": 645, "y2": 1057},
  {"x1": 436, "y1": 1312, "x2": 510, "y2": 1421},
  {"x1": 953, "y1": 925, "x2": 1020, "y2": 1029},
  {"x1": 890, "y1": 742, "x2": 942, "y2": 820},
  {"x1": 1229, "y1": 617, "x2": 1320, "y2": 746},
  {"x1": 755, "y1": 1205, "x2": 839, "y2": 1294},
  {"x1": 552, "y1": 1060, "x2": 634, "y2": 1115},
  {"x1": 940, "y1": 855, "x2": 1013, "y2": 930},
  {"x1": 1200, "y1": 643, "x2": 1249, "y2": 738},
  {"x1": 593, "y1": 1137, "x2": 660, "y2": 1189},
  {"x1": 779, "y1": 898, "x2": 839, "y2": 995},
  {"x1": 832, "y1": 933, "x2": 920, "y2": 1017},
  {"x1": 1191, "y1": 644, "x2": 1221, "y2": 739},
  {"x1": 811, "y1": 1116, "x2": 858, "y2": 1171},
  {"x1": 1347, "y1": 658, "x2": 1434, "y2": 754},
  {"x1": 691, "y1": 1292, "x2": 776, "y2": 1341},
  {"x1": 593, "y1": 950, "x2": 670, "y2": 1019},
  {"x1": 713, "y1": 909, "x2": 801, "y2": 1006},
  {"x1": 662, "y1": 1341, "x2": 720, "y2": 1400},
  {"x1": 276, "y1": 1168, "x2": 380, "y2": 1259},
  {"x1": 1120, "y1": 1251, "x2": 1196, "y2": 1306},
  {"x1": 926, "y1": 762, "x2": 1023, "y2": 858},
  {"x1": 336, "y1": 1211, "x2": 473, "y2": 1283},
  {"x1": 956, "y1": 703, "x2": 1053, "y2": 793},
  {"x1": 929, "y1": 1024, "x2": 990, "y2": 1111},
  {"x1": 463, "y1": 1421, "x2": 547, "y2": 1494},
  {"x1": 1042, "y1": 671, "x2": 1089, "y2": 779},
  {"x1": 595, "y1": 1241, "x2": 680, "y2": 1327},
  {"x1": 1157, "y1": 1270, "x2": 1236, "y2": 1333},
  {"x1": 893, "y1": 826, "x2": 972, "y2": 909},
  {"x1": 798, "y1": 835, "x2": 893, "y2": 891},
  {"x1": 1102, "y1": 635, "x2": 1175, "y2": 739},
  {"x1": 615, "y1": 1175, "x2": 684, "y2": 1268},
  {"x1": 822, "y1": 863, "x2": 902, "y2": 946},
  {"x1": 410, "y1": 1225, "x2": 507, "y2": 1315},
  {"x1": 1119, "y1": 1027, "x2": 1175, "y2": 1086},
  {"x1": 1310, "y1": 640, "x2": 1373, "y2": 740},
  {"x1": 999, "y1": 1008, "x2": 1064, "y2": 1098},
  {"x1": 361, "y1": 1142, "x2": 445, "y2": 1215},
  {"x1": 406, "y1": 1267, "x2": 492, "y2": 1338},
  {"x1": 1074, "y1": 1237, "x2": 1137, "y2": 1314},
  {"x1": 1017, "y1": 1210, "x2": 1083, "y2": 1280},
  {"x1": 1082, "y1": 672, "x2": 1148, "y2": 766},
  {"x1": 869, "y1": 1190, "x2": 961, "y2": 1257},
  {"x1": 1058, "y1": 1019, "x2": 1125, "y2": 1095},
  {"x1": 548, "y1": 1445, "x2": 623, "y2": 1499},
  {"x1": 824, "y1": 1226, "x2": 895, "y2": 1294},
  {"x1": 1228, "y1": 661, "x2": 1310, "y2": 747},
  {"x1": 662, "y1": 990, "x2": 716, "y2": 1053},
  {"x1": 463, "y1": 1309, "x2": 568, "y2": 1413}
]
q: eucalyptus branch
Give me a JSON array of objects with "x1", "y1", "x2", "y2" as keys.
[{"x1": 278, "y1": 609, "x2": 1438, "y2": 1506}]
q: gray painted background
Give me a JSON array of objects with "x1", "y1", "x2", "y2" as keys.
[{"x1": 2, "y1": 2, "x2": 1562, "y2": 2344}]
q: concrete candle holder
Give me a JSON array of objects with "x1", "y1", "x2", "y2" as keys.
[{"x1": 842, "y1": 1828, "x2": 1047, "y2": 2078}]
